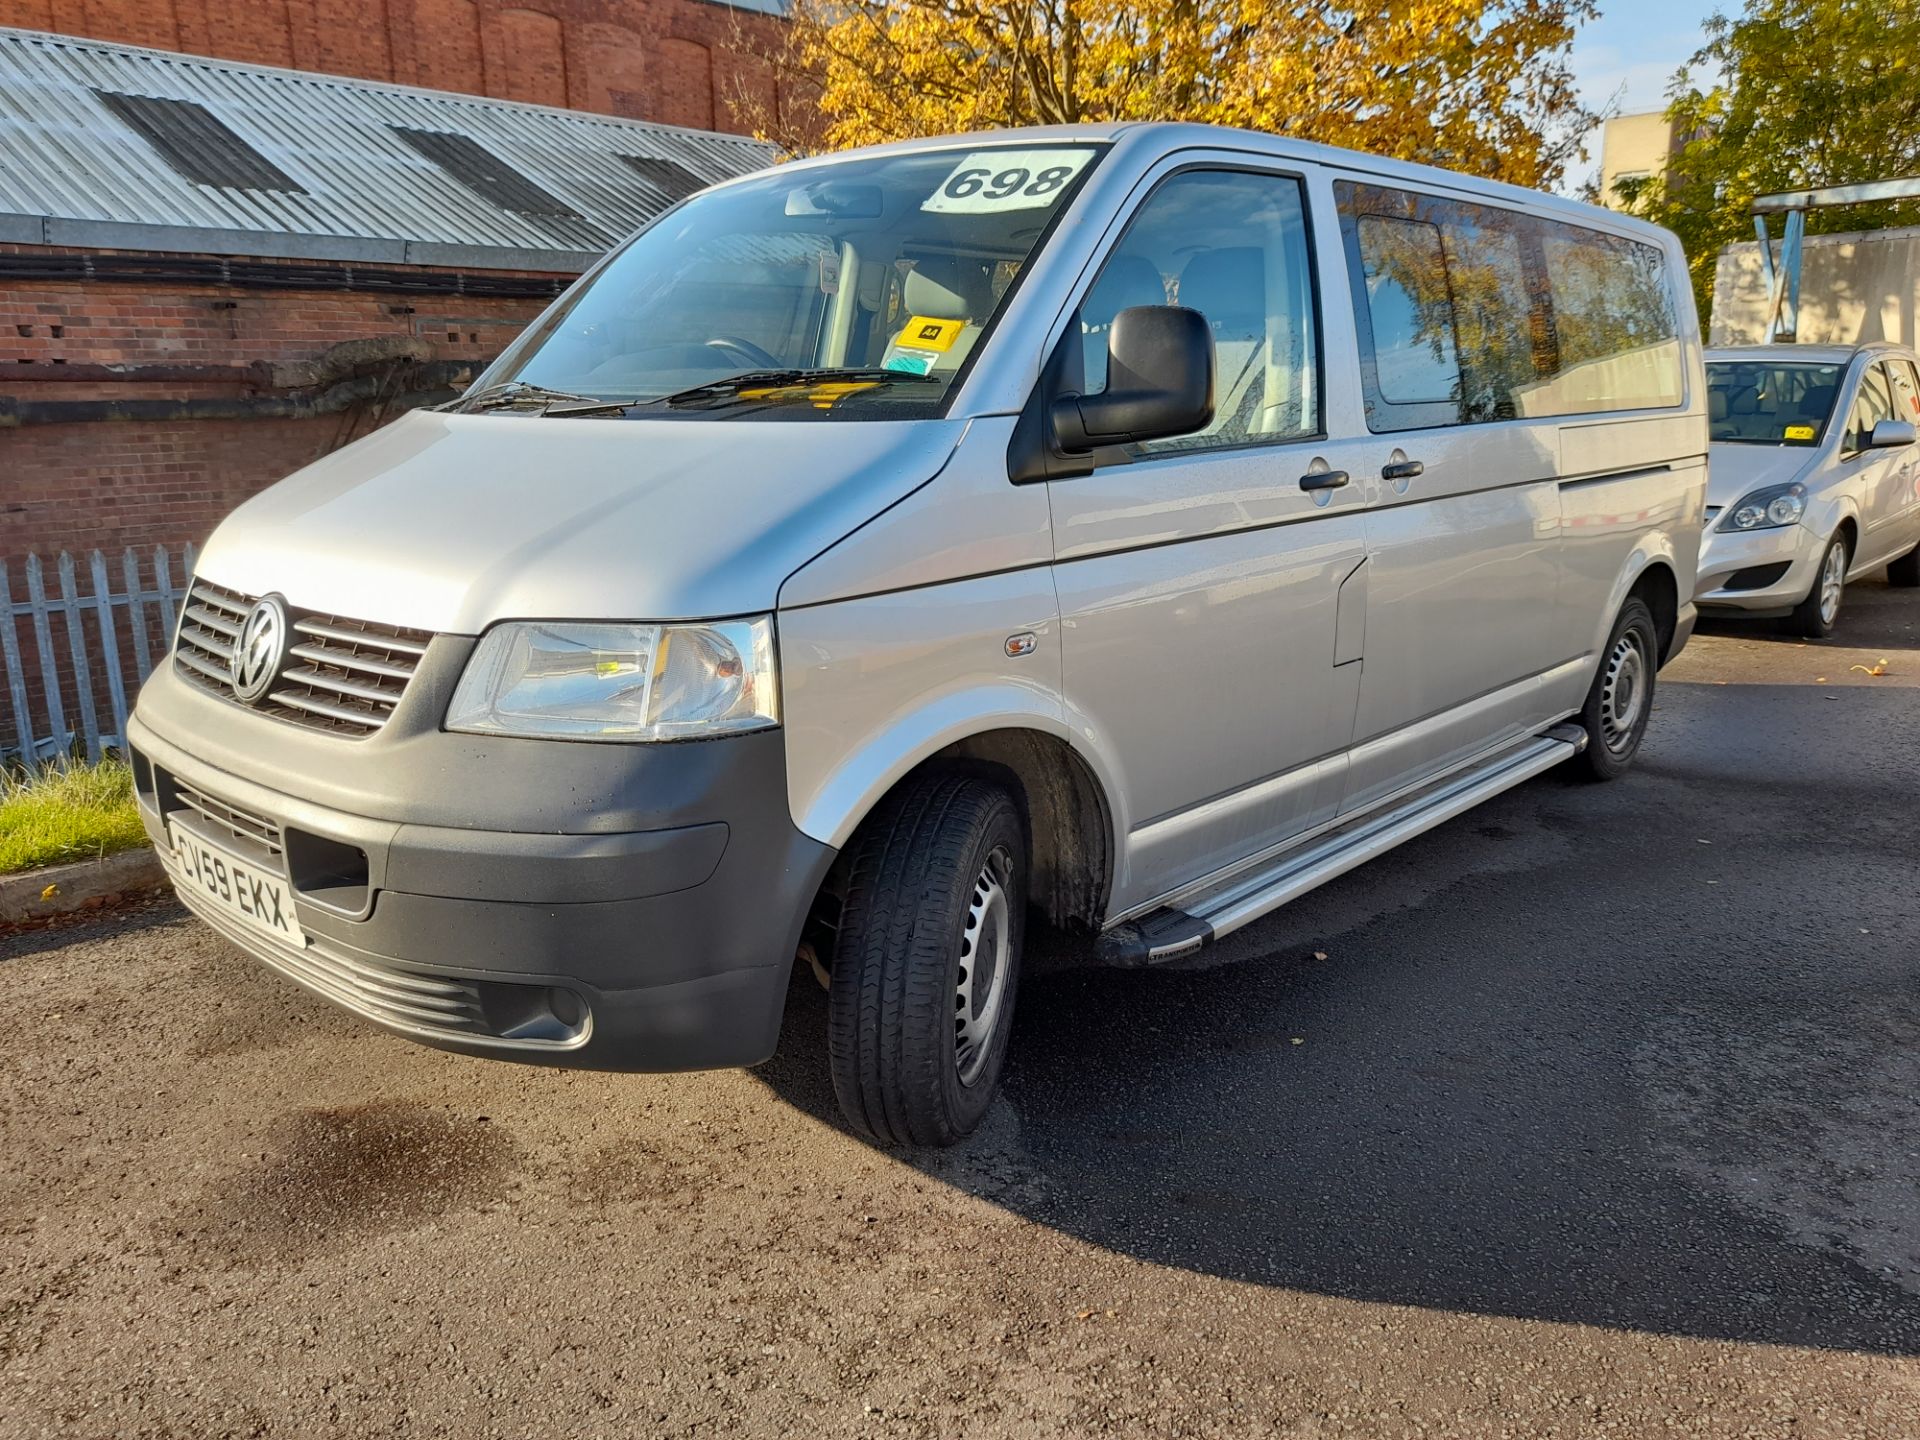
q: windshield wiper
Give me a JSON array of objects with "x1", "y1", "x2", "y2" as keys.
[
  {"x1": 546, "y1": 368, "x2": 940, "y2": 416},
  {"x1": 452, "y1": 379, "x2": 626, "y2": 414}
]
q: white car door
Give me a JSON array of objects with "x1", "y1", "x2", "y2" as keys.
[
  {"x1": 1878, "y1": 358, "x2": 1920, "y2": 551},
  {"x1": 1839, "y1": 362, "x2": 1907, "y2": 567}
]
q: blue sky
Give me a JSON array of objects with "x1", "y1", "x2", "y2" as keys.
[{"x1": 1565, "y1": 0, "x2": 1724, "y2": 189}]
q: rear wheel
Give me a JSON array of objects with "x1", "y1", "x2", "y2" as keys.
[
  {"x1": 1888, "y1": 543, "x2": 1920, "y2": 588},
  {"x1": 1574, "y1": 597, "x2": 1657, "y2": 781},
  {"x1": 827, "y1": 774, "x2": 1026, "y2": 1147},
  {"x1": 1787, "y1": 532, "x2": 1849, "y2": 638}
]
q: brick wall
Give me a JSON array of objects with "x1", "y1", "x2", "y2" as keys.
[
  {"x1": 0, "y1": 0, "x2": 787, "y2": 135},
  {"x1": 1, "y1": 244, "x2": 560, "y2": 563}
]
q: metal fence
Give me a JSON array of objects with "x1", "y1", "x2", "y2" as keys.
[{"x1": 2, "y1": 545, "x2": 196, "y2": 771}]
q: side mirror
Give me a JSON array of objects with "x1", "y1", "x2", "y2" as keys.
[
  {"x1": 1052, "y1": 306, "x2": 1215, "y2": 454},
  {"x1": 1870, "y1": 418, "x2": 1916, "y2": 448}
]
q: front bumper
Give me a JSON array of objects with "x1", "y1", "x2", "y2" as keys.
[
  {"x1": 1694, "y1": 521, "x2": 1822, "y2": 614},
  {"x1": 129, "y1": 651, "x2": 834, "y2": 1072}
]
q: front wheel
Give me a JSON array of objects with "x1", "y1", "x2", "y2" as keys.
[
  {"x1": 1787, "y1": 532, "x2": 1849, "y2": 638},
  {"x1": 1574, "y1": 597, "x2": 1658, "y2": 781},
  {"x1": 827, "y1": 774, "x2": 1027, "y2": 1147}
]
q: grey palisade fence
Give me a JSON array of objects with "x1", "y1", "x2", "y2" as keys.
[{"x1": 1, "y1": 546, "x2": 196, "y2": 771}]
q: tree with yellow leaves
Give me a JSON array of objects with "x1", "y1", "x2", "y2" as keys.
[{"x1": 731, "y1": 0, "x2": 1598, "y2": 191}]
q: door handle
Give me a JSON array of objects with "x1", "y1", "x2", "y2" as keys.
[
  {"x1": 1381, "y1": 459, "x2": 1425, "y2": 482},
  {"x1": 1299, "y1": 469, "x2": 1350, "y2": 493}
]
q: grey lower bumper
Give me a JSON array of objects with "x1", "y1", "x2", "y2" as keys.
[{"x1": 128, "y1": 662, "x2": 835, "y2": 1072}]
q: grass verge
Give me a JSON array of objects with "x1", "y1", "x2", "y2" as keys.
[{"x1": 0, "y1": 758, "x2": 149, "y2": 876}]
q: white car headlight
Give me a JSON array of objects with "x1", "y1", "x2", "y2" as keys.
[
  {"x1": 446, "y1": 617, "x2": 778, "y2": 741},
  {"x1": 1719, "y1": 482, "x2": 1807, "y2": 532}
]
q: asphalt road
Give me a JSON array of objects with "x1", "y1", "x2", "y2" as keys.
[{"x1": 4, "y1": 581, "x2": 1918, "y2": 1439}]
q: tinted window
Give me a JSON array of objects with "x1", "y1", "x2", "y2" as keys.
[
  {"x1": 1336, "y1": 182, "x2": 1683, "y2": 432},
  {"x1": 1080, "y1": 169, "x2": 1319, "y2": 454},
  {"x1": 1353, "y1": 215, "x2": 1460, "y2": 409},
  {"x1": 1706, "y1": 361, "x2": 1843, "y2": 445}
]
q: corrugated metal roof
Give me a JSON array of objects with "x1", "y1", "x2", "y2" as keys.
[{"x1": 0, "y1": 26, "x2": 777, "y2": 271}]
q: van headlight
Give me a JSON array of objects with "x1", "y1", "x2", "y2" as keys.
[
  {"x1": 446, "y1": 617, "x2": 778, "y2": 741},
  {"x1": 1718, "y1": 482, "x2": 1807, "y2": 532}
]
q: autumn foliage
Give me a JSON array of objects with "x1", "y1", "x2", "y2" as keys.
[{"x1": 731, "y1": 0, "x2": 1598, "y2": 192}]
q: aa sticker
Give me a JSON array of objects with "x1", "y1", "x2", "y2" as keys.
[
  {"x1": 1785, "y1": 424, "x2": 1816, "y2": 440},
  {"x1": 900, "y1": 316, "x2": 965, "y2": 352},
  {"x1": 922, "y1": 149, "x2": 1095, "y2": 214}
]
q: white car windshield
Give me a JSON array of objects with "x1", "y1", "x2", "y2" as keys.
[
  {"x1": 473, "y1": 144, "x2": 1107, "y2": 418},
  {"x1": 1707, "y1": 360, "x2": 1843, "y2": 446}
]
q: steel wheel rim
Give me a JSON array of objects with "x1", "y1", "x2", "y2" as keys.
[
  {"x1": 954, "y1": 844, "x2": 1013, "y2": 1087},
  {"x1": 1819, "y1": 540, "x2": 1847, "y2": 625},
  {"x1": 1600, "y1": 629, "x2": 1648, "y2": 754}
]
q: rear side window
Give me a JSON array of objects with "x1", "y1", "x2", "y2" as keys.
[{"x1": 1336, "y1": 182, "x2": 1683, "y2": 432}]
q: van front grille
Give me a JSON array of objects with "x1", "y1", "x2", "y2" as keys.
[
  {"x1": 173, "y1": 578, "x2": 433, "y2": 738},
  {"x1": 172, "y1": 776, "x2": 284, "y2": 858}
]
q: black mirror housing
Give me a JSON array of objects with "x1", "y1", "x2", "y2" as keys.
[{"x1": 1052, "y1": 306, "x2": 1215, "y2": 454}]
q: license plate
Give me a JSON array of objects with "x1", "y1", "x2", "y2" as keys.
[{"x1": 169, "y1": 825, "x2": 304, "y2": 946}]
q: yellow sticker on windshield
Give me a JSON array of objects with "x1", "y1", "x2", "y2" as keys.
[
  {"x1": 900, "y1": 316, "x2": 966, "y2": 352},
  {"x1": 1785, "y1": 424, "x2": 1816, "y2": 440}
]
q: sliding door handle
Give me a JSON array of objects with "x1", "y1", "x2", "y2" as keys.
[
  {"x1": 1299, "y1": 469, "x2": 1350, "y2": 493},
  {"x1": 1381, "y1": 459, "x2": 1425, "y2": 482}
]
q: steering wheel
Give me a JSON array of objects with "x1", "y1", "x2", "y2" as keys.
[{"x1": 705, "y1": 335, "x2": 782, "y2": 369}]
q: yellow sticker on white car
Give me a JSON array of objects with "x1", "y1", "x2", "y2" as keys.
[
  {"x1": 1785, "y1": 424, "x2": 1816, "y2": 440},
  {"x1": 922, "y1": 149, "x2": 1095, "y2": 213}
]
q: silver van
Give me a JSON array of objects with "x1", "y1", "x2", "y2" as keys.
[{"x1": 129, "y1": 124, "x2": 1706, "y2": 1146}]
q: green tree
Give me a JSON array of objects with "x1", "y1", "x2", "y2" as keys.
[{"x1": 1630, "y1": 0, "x2": 1920, "y2": 316}]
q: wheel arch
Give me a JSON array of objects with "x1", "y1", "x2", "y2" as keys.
[
  {"x1": 1626, "y1": 559, "x2": 1680, "y2": 662},
  {"x1": 803, "y1": 719, "x2": 1117, "y2": 935}
]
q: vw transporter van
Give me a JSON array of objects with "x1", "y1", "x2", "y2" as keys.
[{"x1": 130, "y1": 124, "x2": 1706, "y2": 1146}]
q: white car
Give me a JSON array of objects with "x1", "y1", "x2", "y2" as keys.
[{"x1": 1698, "y1": 342, "x2": 1920, "y2": 635}]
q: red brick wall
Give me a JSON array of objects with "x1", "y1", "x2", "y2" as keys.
[
  {"x1": 1, "y1": 244, "x2": 559, "y2": 563},
  {"x1": 0, "y1": 0, "x2": 787, "y2": 136}
]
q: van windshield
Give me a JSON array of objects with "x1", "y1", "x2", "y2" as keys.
[
  {"x1": 1707, "y1": 360, "x2": 1844, "y2": 445},
  {"x1": 472, "y1": 145, "x2": 1106, "y2": 418}
]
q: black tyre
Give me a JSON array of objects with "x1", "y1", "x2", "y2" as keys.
[
  {"x1": 1888, "y1": 544, "x2": 1920, "y2": 588},
  {"x1": 1574, "y1": 597, "x2": 1658, "y2": 780},
  {"x1": 1787, "y1": 531, "x2": 1849, "y2": 638},
  {"x1": 827, "y1": 774, "x2": 1026, "y2": 1147}
]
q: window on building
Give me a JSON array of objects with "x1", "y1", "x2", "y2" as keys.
[
  {"x1": 619, "y1": 155, "x2": 707, "y2": 205},
  {"x1": 391, "y1": 127, "x2": 582, "y2": 218},
  {"x1": 94, "y1": 91, "x2": 305, "y2": 193}
]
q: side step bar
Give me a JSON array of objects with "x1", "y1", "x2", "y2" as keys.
[{"x1": 1099, "y1": 724, "x2": 1587, "y2": 966}]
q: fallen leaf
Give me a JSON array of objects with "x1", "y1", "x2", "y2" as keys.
[
  {"x1": 1849, "y1": 663, "x2": 1889, "y2": 677},
  {"x1": 1312, "y1": 950, "x2": 1329, "y2": 961},
  {"x1": 39, "y1": 883, "x2": 58, "y2": 901},
  {"x1": 1290, "y1": 1037, "x2": 1305, "y2": 1046},
  {"x1": 1077, "y1": 1309, "x2": 1095, "y2": 1321},
  {"x1": 1815, "y1": 676, "x2": 1827, "y2": 683}
]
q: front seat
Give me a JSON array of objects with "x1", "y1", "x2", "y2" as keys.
[
  {"x1": 1079, "y1": 254, "x2": 1168, "y2": 393},
  {"x1": 1177, "y1": 247, "x2": 1268, "y2": 439},
  {"x1": 882, "y1": 260, "x2": 992, "y2": 376}
]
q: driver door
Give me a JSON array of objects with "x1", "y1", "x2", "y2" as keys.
[{"x1": 1047, "y1": 163, "x2": 1374, "y2": 914}]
